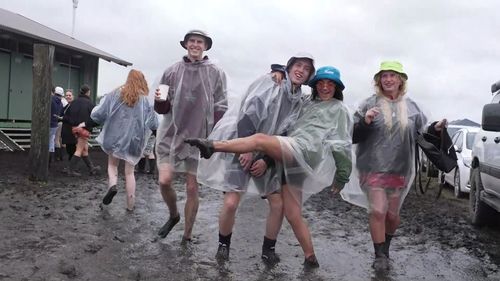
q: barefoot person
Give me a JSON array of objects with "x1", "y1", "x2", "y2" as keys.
[
  {"x1": 91, "y1": 69, "x2": 158, "y2": 211},
  {"x1": 196, "y1": 53, "x2": 315, "y2": 264},
  {"x1": 186, "y1": 66, "x2": 353, "y2": 267},
  {"x1": 154, "y1": 30, "x2": 228, "y2": 242},
  {"x1": 340, "y1": 61, "x2": 447, "y2": 271}
]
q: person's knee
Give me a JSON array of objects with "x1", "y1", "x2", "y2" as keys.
[
  {"x1": 386, "y1": 210, "x2": 400, "y2": 225},
  {"x1": 185, "y1": 183, "x2": 199, "y2": 199},
  {"x1": 158, "y1": 167, "x2": 173, "y2": 187},
  {"x1": 223, "y1": 197, "x2": 240, "y2": 214},
  {"x1": 283, "y1": 203, "x2": 301, "y2": 223},
  {"x1": 267, "y1": 194, "x2": 283, "y2": 214},
  {"x1": 369, "y1": 207, "x2": 387, "y2": 222}
]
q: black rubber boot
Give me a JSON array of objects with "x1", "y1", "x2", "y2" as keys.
[
  {"x1": 68, "y1": 156, "x2": 82, "y2": 176},
  {"x1": 184, "y1": 138, "x2": 215, "y2": 159},
  {"x1": 215, "y1": 243, "x2": 230, "y2": 263},
  {"x1": 82, "y1": 156, "x2": 100, "y2": 175},
  {"x1": 147, "y1": 159, "x2": 156, "y2": 174},
  {"x1": 216, "y1": 232, "x2": 232, "y2": 262},
  {"x1": 158, "y1": 215, "x2": 180, "y2": 238},
  {"x1": 102, "y1": 185, "x2": 118, "y2": 205},
  {"x1": 372, "y1": 242, "x2": 389, "y2": 271},
  {"x1": 136, "y1": 158, "x2": 146, "y2": 173},
  {"x1": 303, "y1": 254, "x2": 319, "y2": 269},
  {"x1": 261, "y1": 236, "x2": 280, "y2": 265},
  {"x1": 55, "y1": 147, "x2": 63, "y2": 161},
  {"x1": 384, "y1": 233, "x2": 393, "y2": 258},
  {"x1": 49, "y1": 152, "x2": 55, "y2": 167}
]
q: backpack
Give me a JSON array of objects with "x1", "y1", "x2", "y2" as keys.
[
  {"x1": 414, "y1": 126, "x2": 458, "y2": 196},
  {"x1": 416, "y1": 127, "x2": 457, "y2": 173}
]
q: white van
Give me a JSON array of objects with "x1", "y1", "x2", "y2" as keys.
[{"x1": 469, "y1": 80, "x2": 500, "y2": 226}]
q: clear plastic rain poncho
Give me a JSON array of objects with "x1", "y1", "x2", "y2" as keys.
[
  {"x1": 278, "y1": 97, "x2": 353, "y2": 202},
  {"x1": 197, "y1": 73, "x2": 304, "y2": 195},
  {"x1": 91, "y1": 88, "x2": 159, "y2": 165},
  {"x1": 155, "y1": 58, "x2": 227, "y2": 175},
  {"x1": 340, "y1": 94, "x2": 427, "y2": 211}
]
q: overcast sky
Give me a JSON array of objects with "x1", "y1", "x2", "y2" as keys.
[{"x1": 1, "y1": 0, "x2": 499, "y2": 123}]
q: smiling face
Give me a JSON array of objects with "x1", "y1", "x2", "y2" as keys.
[
  {"x1": 185, "y1": 35, "x2": 207, "y2": 61},
  {"x1": 65, "y1": 91, "x2": 73, "y2": 103},
  {"x1": 380, "y1": 71, "x2": 403, "y2": 97},
  {"x1": 315, "y1": 79, "x2": 336, "y2": 101},
  {"x1": 288, "y1": 59, "x2": 313, "y2": 86}
]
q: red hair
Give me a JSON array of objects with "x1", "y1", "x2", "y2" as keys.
[{"x1": 121, "y1": 69, "x2": 149, "y2": 107}]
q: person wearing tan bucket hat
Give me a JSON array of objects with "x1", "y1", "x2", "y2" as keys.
[
  {"x1": 153, "y1": 29, "x2": 228, "y2": 243},
  {"x1": 341, "y1": 61, "x2": 448, "y2": 271}
]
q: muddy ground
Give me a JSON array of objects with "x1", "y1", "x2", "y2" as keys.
[{"x1": 1, "y1": 149, "x2": 500, "y2": 281}]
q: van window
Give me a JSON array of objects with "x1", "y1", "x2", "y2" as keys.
[
  {"x1": 492, "y1": 92, "x2": 500, "y2": 103},
  {"x1": 466, "y1": 132, "x2": 477, "y2": 150}
]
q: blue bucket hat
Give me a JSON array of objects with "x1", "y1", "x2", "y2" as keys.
[{"x1": 309, "y1": 66, "x2": 345, "y2": 90}]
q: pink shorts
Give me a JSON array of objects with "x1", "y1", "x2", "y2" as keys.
[{"x1": 361, "y1": 173, "x2": 405, "y2": 189}]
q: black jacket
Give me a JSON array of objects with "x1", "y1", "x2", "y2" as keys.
[
  {"x1": 62, "y1": 94, "x2": 98, "y2": 132},
  {"x1": 61, "y1": 104, "x2": 76, "y2": 145}
]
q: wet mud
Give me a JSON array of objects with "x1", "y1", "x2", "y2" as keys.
[{"x1": 1, "y1": 150, "x2": 500, "y2": 281}]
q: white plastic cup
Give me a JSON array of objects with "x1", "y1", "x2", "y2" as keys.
[{"x1": 158, "y1": 84, "x2": 169, "y2": 100}]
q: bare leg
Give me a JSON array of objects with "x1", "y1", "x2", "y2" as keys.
[
  {"x1": 282, "y1": 184, "x2": 315, "y2": 258},
  {"x1": 219, "y1": 192, "x2": 242, "y2": 235},
  {"x1": 368, "y1": 188, "x2": 388, "y2": 244},
  {"x1": 158, "y1": 163, "x2": 178, "y2": 217},
  {"x1": 73, "y1": 138, "x2": 86, "y2": 157},
  {"x1": 82, "y1": 141, "x2": 89, "y2": 157},
  {"x1": 124, "y1": 161, "x2": 136, "y2": 211},
  {"x1": 107, "y1": 155, "x2": 119, "y2": 187},
  {"x1": 265, "y1": 193, "x2": 284, "y2": 240},
  {"x1": 183, "y1": 173, "x2": 199, "y2": 239},
  {"x1": 385, "y1": 190, "x2": 401, "y2": 235},
  {"x1": 214, "y1": 133, "x2": 284, "y2": 161}
]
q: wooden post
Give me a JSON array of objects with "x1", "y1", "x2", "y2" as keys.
[{"x1": 29, "y1": 44, "x2": 54, "y2": 182}]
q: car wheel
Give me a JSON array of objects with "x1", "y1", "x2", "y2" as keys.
[
  {"x1": 454, "y1": 168, "x2": 465, "y2": 198},
  {"x1": 469, "y1": 167, "x2": 496, "y2": 226}
]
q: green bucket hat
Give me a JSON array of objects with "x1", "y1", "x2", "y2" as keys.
[{"x1": 374, "y1": 61, "x2": 408, "y2": 80}]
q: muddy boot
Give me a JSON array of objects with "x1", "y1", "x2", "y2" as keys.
[
  {"x1": 384, "y1": 233, "x2": 394, "y2": 258},
  {"x1": 158, "y1": 214, "x2": 180, "y2": 238},
  {"x1": 303, "y1": 254, "x2": 319, "y2": 269},
  {"x1": 184, "y1": 138, "x2": 214, "y2": 159},
  {"x1": 49, "y1": 152, "x2": 55, "y2": 167},
  {"x1": 67, "y1": 156, "x2": 82, "y2": 176},
  {"x1": 261, "y1": 236, "x2": 280, "y2": 265},
  {"x1": 147, "y1": 159, "x2": 156, "y2": 174},
  {"x1": 215, "y1": 243, "x2": 230, "y2": 263},
  {"x1": 102, "y1": 185, "x2": 118, "y2": 205},
  {"x1": 55, "y1": 147, "x2": 63, "y2": 161},
  {"x1": 372, "y1": 242, "x2": 390, "y2": 271},
  {"x1": 216, "y1": 232, "x2": 231, "y2": 262},
  {"x1": 136, "y1": 158, "x2": 146, "y2": 173},
  {"x1": 82, "y1": 156, "x2": 100, "y2": 175}
]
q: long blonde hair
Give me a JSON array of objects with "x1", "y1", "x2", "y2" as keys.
[
  {"x1": 374, "y1": 73, "x2": 408, "y2": 131},
  {"x1": 121, "y1": 69, "x2": 149, "y2": 107}
]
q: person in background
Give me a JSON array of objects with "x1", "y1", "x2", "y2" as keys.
[
  {"x1": 54, "y1": 89, "x2": 69, "y2": 161},
  {"x1": 49, "y1": 86, "x2": 65, "y2": 166},
  {"x1": 154, "y1": 29, "x2": 228, "y2": 243},
  {"x1": 61, "y1": 90, "x2": 77, "y2": 161},
  {"x1": 136, "y1": 129, "x2": 157, "y2": 175},
  {"x1": 195, "y1": 53, "x2": 315, "y2": 265},
  {"x1": 62, "y1": 84, "x2": 100, "y2": 176},
  {"x1": 91, "y1": 69, "x2": 158, "y2": 211},
  {"x1": 341, "y1": 61, "x2": 446, "y2": 271}
]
